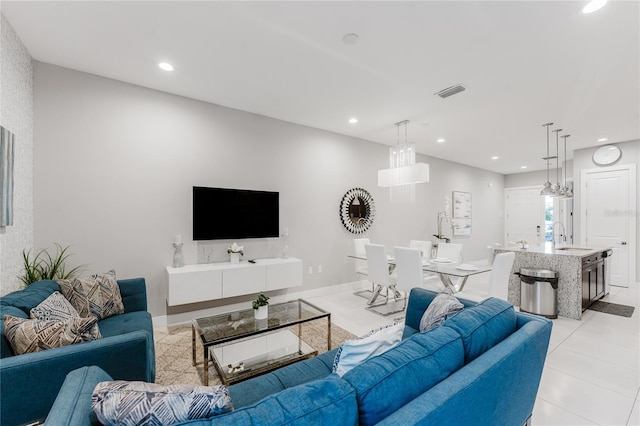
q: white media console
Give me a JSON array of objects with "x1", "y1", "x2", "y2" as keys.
[{"x1": 166, "y1": 257, "x2": 303, "y2": 306}]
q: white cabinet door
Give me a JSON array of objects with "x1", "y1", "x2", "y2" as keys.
[
  {"x1": 167, "y1": 268, "x2": 222, "y2": 306},
  {"x1": 223, "y1": 265, "x2": 266, "y2": 297},
  {"x1": 266, "y1": 259, "x2": 303, "y2": 291}
]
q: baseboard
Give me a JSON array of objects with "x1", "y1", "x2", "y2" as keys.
[{"x1": 152, "y1": 279, "x2": 369, "y2": 328}]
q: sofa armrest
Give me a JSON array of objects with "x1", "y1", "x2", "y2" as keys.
[
  {"x1": 377, "y1": 316, "x2": 552, "y2": 426},
  {"x1": 117, "y1": 278, "x2": 147, "y2": 313},
  {"x1": 0, "y1": 330, "x2": 154, "y2": 426},
  {"x1": 45, "y1": 366, "x2": 112, "y2": 426}
]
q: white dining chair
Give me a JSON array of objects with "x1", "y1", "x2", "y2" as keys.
[
  {"x1": 409, "y1": 240, "x2": 433, "y2": 261},
  {"x1": 390, "y1": 246, "x2": 424, "y2": 314},
  {"x1": 458, "y1": 252, "x2": 516, "y2": 303},
  {"x1": 364, "y1": 244, "x2": 401, "y2": 314},
  {"x1": 436, "y1": 243, "x2": 464, "y2": 263},
  {"x1": 353, "y1": 238, "x2": 370, "y2": 276}
]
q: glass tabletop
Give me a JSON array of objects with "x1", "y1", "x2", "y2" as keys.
[
  {"x1": 193, "y1": 299, "x2": 329, "y2": 346},
  {"x1": 421, "y1": 261, "x2": 492, "y2": 277}
]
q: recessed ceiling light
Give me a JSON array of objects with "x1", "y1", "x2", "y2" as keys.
[
  {"x1": 342, "y1": 33, "x2": 359, "y2": 45},
  {"x1": 436, "y1": 138, "x2": 445, "y2": 143},
  {"x1": 521, "y1": 166, "x2": 528, "y2": 169},
  {"x1": 158, "y1": 62, "x2": 174, "y2": 71},
  {"x1": 348, "y1": 118, "x2": 358, "y2": 124},
  {"x1": 597, "y1": 137, "x2": 608, "y2": 142},
  {"x1": 582, "y1": 0, "x2": 607, "y2": 14},
  {"x1": 491, "y1": 156, "x2": 499, "y2": 160}
]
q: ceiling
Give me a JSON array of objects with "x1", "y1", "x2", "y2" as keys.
[{"x1": 3, "y1": 1, "x2": 639, "y2": 175}]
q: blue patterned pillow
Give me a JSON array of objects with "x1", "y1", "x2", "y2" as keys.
[
  {"x1": 92, "y1": 381, "x2": 233, "y2": 426},
  {"x1": 30, "y1": 291, "x2": 101, "y2": 340},
  {"x1": 332, "y1": 323, "x2": 403, "y2": 377},
  {"x1": 419, "y1": 291, "x2": 464, "y2": 332}
]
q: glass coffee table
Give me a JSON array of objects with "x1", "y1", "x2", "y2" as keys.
[{"x1": 192, "y1": 299, "x2": 331, "y2": 385}]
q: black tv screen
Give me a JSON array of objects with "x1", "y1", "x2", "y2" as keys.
[{"x1": 193, "y1": 187, "x2": 279, "y2": 240}]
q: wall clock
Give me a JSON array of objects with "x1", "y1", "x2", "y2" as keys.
[{"x1": 592, "y1": 145, "x2": 621, "y2": 166}]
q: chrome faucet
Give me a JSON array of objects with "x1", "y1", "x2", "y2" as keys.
[{"x1": 552, "y1": 221, "x2": 566, "y2": 249}]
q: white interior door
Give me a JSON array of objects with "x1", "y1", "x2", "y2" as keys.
[
  {"x1": 505, "y1": 187, "x2": 545, "y2": 246},
  {"x1": 581, "y1": 165, "x2": 636, "y2": 288}
]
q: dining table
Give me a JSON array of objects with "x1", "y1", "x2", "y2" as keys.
[{"x1": 348, "y1": 254, "x2": 492, "y2": 293}]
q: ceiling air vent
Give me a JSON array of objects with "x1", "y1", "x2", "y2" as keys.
[{"x1": 435, "y1": 84, "x2": 466, "y2": 99}]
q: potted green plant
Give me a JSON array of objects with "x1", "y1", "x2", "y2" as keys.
[
  {"x1": 19, "y1": 243, "x2": 84, "y2": 286},
  {"x1": 252, "y1": 292, "x2": 269, "y2": 320},
  {"x1": 227, "y1": 242, "x2": 244, "y2": 264}
]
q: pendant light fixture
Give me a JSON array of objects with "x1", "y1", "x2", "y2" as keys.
[
  {"x1": 552, "y1": 128, "x2": 564, "y2": 197},
  {"x1": 378, "y1": 120, "x2": 429, "y2": 187},
  {"x1": 540, "y1": 122, "x2": 556, "y2": 196},
  {"x1": 561, "y1": 134, "x2": 573, "y2": 198}
]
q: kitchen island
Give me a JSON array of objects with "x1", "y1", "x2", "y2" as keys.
[{"x1": 495, "y1": 243, "x2": 612, "y2": 320}]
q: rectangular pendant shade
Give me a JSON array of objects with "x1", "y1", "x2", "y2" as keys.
[{"x1": 378, "y1": 163, "x2": 429, "y2": 187}]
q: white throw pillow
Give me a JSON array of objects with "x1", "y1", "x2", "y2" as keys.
[
  {"x1": 419, "y1": 292, "x2": 464, "y2": 332},
  {"x1": 332, "y1": 323, "x2": 404, "y2": 377}
]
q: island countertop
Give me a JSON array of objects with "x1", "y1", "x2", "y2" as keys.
[
  {"x1": 501, "y1": 243, "x2": 612, "y2": 258},
  {"x1": 495, "y1": 244, "x2": 612, "y2": 320}
]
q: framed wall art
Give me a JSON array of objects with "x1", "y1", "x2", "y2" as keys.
[{"x1": 452, "y1": 191, "x2": 471, "y2": 236}]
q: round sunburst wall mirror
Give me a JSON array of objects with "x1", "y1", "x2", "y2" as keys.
[{"x1": 340, "y1": 188, "x2": 375, "y2": 234}]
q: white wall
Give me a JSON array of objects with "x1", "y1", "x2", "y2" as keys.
[
  {"x1": 33, "y1": 62, "x2": 505, "y2": 317},
  {"x1": 0, "y1": 14, "x2": 33, "y2": 294}
]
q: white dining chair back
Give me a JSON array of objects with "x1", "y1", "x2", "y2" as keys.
[
  {"x1": 436, "y1": 243, "x2": 464, "y2": 263},
  {"x1": 394, "y1": 247, "x2": 424, "y2": 292},
  {"x1": 409, "y1": 240, "x2": 433, "y2": 260},
  {"x1": 364, "y1": 244, "x2": 390, "y2": 287},
  {"x1": 353, "y1": 238, "x2": 370, "y2": 275},
  {"x1": 487, "y1": 252, "x2": 515, "y2": 301}
]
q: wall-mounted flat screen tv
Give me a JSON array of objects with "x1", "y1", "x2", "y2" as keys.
[{"x1": 193, "y1": 186, "x2": 279, "y2": 240}]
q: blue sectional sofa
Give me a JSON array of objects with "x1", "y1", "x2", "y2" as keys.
[
  {"x1": 0, "y1": 278, "x2": 155, "y2": 426},
  {"x1": 46, "y1": 287, "x2": 552, "y2": 426}
]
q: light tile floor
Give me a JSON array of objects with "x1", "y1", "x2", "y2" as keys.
[{"x1": 307, "y1": 281, "x2": 640, "y2": 426}]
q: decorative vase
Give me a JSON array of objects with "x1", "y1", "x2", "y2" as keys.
[
  {"x1": 172, "y1": 243, "x2": 184, "y2": 268},
  {"x1": 254, "y1": 305, "x2": 268, "y2": 320},
  {"x1": 230, "y1": 252, "x2": 240, "y2": 264}
]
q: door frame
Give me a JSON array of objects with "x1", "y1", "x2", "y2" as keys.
[
  {"x1": 504, "y1": 186, "x2": 546, "y2": 246},
  {"x1": 580, "y1": 164, "x2": 636, "y2": 286}
]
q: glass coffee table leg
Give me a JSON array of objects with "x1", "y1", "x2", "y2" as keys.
[
  {"x1": 203, "y1": 345, "x2": 209, "y2": 386},
  {"x1": 191, "y1": 325, "x2": 197, "y2": 366}
]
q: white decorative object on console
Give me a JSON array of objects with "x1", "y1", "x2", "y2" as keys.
[{"x1": 166, "y1": 258, "x2": 303, "y2": 306}]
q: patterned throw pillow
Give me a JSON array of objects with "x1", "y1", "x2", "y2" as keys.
[
  {"x1": 30, "y1": 291, "x2": 102, "y2": 340},
  {"x1": 2, "y1": 315, "x2": 99, "y2": 355},
  {"x1": 332, "y1": 323, "x2": 404, "y2": 377},
  {"x1": 92, "y1": 381, "x2": 234, "y2": 426},
  {"x1": 58, "y1": 270, "x2": 124, "y2": 320},
  {"x1": 419, "y1": 291, "x2": 464, "y2": 332}
]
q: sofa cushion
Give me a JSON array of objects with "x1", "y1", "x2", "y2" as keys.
[
  {"x1": 30, "y1": 291, "x2": 102, "y2": 341},
  {"x1": 92, "y1": 381, "x2": 233, "y2": 425},
  {"x1": 342, "y1": 326, "x2": 464, "y2": 426},
  {"x1": 419, "y1": 291, "x2": 464, "y2": 332},
  {"x1": 97, "y1": 311, "x2": 153, "y2": 338},
  {"x1": 0, "y1": 280, "x2": 59, "y2": 314},
  {"x1": 332, "y1": 323, "x2": 403, "y2": 377},
  {"x1": 443, "y1": 296, "x2": 516, "y2": 363},
  {"x1": 2, "y1": 315, "x2": 99, "y2": 354},
  {"x1": 58, "y1": 271, "x2": 124, "y2": 320},
  {"x1": 210, "y1": 375, "x2": 358, "y2": 426}
]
